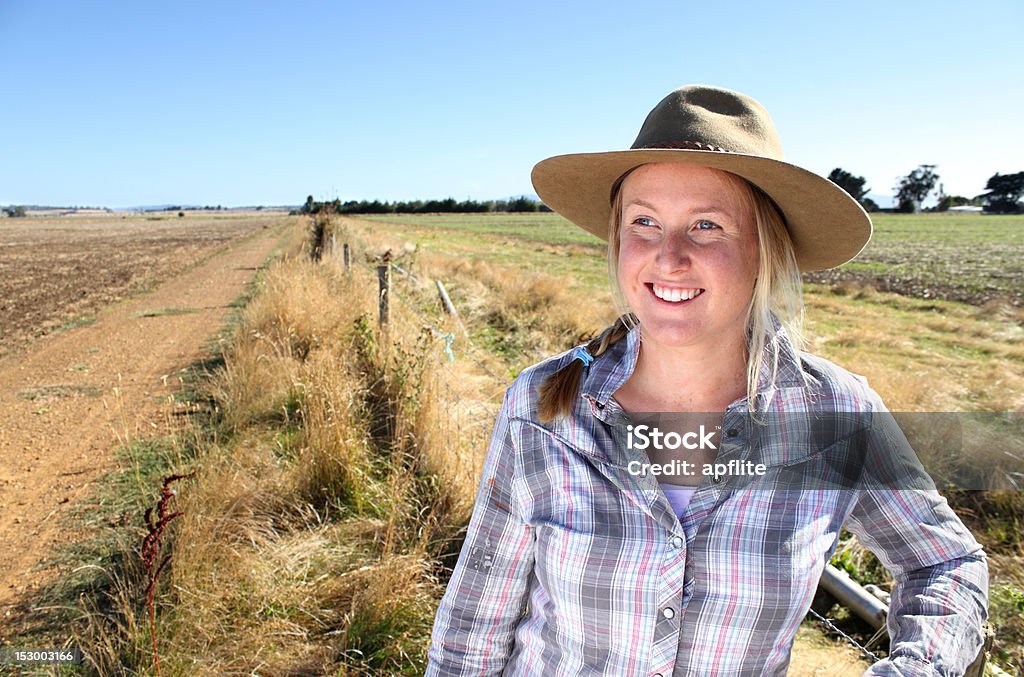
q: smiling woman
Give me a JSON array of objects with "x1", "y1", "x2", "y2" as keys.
[{"x1": 426, "y1": 85, "x2": 989, "y2": 676}]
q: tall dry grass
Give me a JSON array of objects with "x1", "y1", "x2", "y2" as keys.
[{"x1": 69, "y1": 217, "x2": 490, "y2": 675}]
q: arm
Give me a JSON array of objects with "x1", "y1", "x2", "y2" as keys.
[
  {"x1": 426, "y1": 391, "x2": 536, "y2": 677},
  {"x1": 844, "y1": 409, "x2": 988, "y2": 676}
]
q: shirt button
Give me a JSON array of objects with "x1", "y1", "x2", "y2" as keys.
[
  {"x1": 662, "y1": 607, "x2": 675, "y2": 619},
  {"x1": 671, "y1": 536, "x2": 684, "y2": 549},
  {"x1": 726, "y1": 428, "x2": 738, "y2": 438},
  {"x1": 653, "y1": 674, "x2": 664, "y2": 677}
]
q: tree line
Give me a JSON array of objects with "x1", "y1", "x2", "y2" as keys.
[
  {"x1": 828, "y1": 167, "x2": 1024, "y2": 214},
  {"x1": 300, "y1": 167, "x2": 1023, "y2": 218},
  {"x1": 296, "y1": 195, "x2": 552, "y2": 216}
]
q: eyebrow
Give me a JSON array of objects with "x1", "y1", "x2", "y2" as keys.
[{"x1": 623, "y1": 198, "x2": 729, "y2": 216}]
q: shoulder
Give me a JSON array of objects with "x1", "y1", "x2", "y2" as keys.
[{"x1": 796, "y1": 351, "x2": 884, "y2": 412}]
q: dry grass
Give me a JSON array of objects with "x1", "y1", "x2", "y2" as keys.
[
  {"x1": 804, "y1": 284, "x2": 1024, "y2": 412},
  {"x1": 64, "y1": 216, "x2": 488, "y2": 674}
]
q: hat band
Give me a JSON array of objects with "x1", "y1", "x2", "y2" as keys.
[{"x1": 634, "y1": 140, "x2": 734, "y2": 153}]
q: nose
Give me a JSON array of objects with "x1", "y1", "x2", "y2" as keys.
[{"x1": 654, "y1": 229, "x2": 692, "y2": 273}]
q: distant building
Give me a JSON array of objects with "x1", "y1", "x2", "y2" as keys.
[{"x1": 947, "y1": 205, "x2": 984, "y2": 214}]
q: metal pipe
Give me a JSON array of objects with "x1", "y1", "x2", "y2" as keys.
[{"x1": 819, "y1": 564, "x2": 889, "y2": 629}]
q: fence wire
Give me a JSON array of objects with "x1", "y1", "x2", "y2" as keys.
[{"x1": 806, "y1": 608, "x2": 883, "y2": 664}]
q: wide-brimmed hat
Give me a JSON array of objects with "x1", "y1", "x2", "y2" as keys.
[{"x1": 531, "y1": 84, "x2": 871, "y2": 272}]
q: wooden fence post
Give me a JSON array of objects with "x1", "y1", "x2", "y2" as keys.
[
  {"x1": 343, "y1": 243, "x2": 351, "y2": 274},
  {"x1": 377, "y1": 260, "x2": 391, "y2": 329}
]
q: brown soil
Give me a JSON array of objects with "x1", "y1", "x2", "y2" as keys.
[
  {"x1": 0, "y1": 216, "x2": 289, "y2": 610},
  {"x1": 0, "y1": 213, "x2": 288, "y2": 358}
]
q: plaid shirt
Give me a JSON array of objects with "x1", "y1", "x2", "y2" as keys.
[{"x1": 427, "y1": 326, "x2": 988, "y2": 676}]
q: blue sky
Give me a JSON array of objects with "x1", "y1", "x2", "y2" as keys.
[{"x1": 1, "y1": 0, "x2": 1021, "y2": 208}]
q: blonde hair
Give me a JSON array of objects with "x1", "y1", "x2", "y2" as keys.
[{"x1": 538, "y1": 165, "x2": 804, "y2": 423}]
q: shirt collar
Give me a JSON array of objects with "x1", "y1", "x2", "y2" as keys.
[{"x1": 577, "y1": 315, "x2": 807, "y2": 412}]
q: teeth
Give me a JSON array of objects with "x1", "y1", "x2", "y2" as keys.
[{"x1": 652, "y1": 284, "x2": 703, "y2": 302}]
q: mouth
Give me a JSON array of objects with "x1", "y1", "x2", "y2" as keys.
[{"x1": 648, "y1": 283, "x2": 705, "y2": 304}]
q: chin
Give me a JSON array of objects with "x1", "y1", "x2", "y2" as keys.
[{"x1": 637, "y1": 320, "x2": 706, "y2": 349}]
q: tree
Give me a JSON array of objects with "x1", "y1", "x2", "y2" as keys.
[
  {"x1": 3, "y1": 205, "x2": 27, "y2": 217},
  {"x1": 895, "y1": 165, "x2": 939, "y2": 213},
  {"x1": 828, "y1": 168, "x2": 871, "y2": 206},
  {"x1": 980, "y1": 171, "x2": 1024, "y2": 213},
  {"x1": 508, "y1": 196, "x2": 539, "y2": 212}
]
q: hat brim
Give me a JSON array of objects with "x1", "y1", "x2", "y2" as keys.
[{"x1": 531, "y1": 149, "x2": 871, "y2": 272}]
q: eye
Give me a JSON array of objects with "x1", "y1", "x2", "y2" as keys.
[
  {"x1": 694, "y1": 219, "x2": 720, "y2": 231},
  {"x1": 632, "y1": 216, "x2": 657, "y2": 228}
]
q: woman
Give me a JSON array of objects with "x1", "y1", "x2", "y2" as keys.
[{"x1": 427, "y1": 85, "x2": 988, "y2": 676}]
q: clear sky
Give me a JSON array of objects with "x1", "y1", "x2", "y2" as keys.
[{"x1": 1, "y1": 0, "x2": 1021, "y2": 208}]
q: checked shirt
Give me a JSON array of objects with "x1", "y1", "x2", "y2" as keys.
[{"x1": 427, "y1": 326, "x2": 988, "y2": 676}]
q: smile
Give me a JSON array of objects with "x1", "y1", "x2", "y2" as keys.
[{"x1": 649, "y1": 284, "x2": 704, "y2": 303}]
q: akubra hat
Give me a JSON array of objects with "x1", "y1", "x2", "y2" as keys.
[{"x1": 531, "y1": 84, "x2": 872, "y2": 272}]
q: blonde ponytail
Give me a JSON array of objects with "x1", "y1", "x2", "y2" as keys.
[{"x1": 537, "y1": 314, "x2": 635, "y2": 423}]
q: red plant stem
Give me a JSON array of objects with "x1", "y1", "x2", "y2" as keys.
[{"x1": 142, "y1": 472, "x2": 194, "y2": 677}]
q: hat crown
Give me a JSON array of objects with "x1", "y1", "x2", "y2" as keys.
[{"x1": 631, "y1": 85, "x2": 784, "y2": 159}]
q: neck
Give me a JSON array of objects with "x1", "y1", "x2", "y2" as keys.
[{"x1": 615, "y1": 330, "x2": 749, "y2": 413}]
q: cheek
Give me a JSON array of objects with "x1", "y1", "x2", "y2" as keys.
[
  {"x1": 728, "y1": 232, "x2": 760, "y2": 283},
  {"x1": 616, "y1": 239, "x2": 640, "y2": 282}
]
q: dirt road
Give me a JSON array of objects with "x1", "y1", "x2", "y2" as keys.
[{"x1": 0, "y1": 224, "x2": 286, "y2": 608}]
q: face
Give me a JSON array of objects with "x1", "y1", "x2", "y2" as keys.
[{"x1": 616, "y1": 162, "x2": 759, "y2": 354}]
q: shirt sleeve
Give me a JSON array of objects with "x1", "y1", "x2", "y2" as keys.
[
  {"x1": 426, "y1": 389, "x2": 536, "y2": 676},
  {"x1": 842, "y1": 406, "x2": 989, "y2": 676}
]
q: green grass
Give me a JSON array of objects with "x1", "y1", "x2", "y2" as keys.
[
  {"x1": 18, "y1": 384, "x2": 103, "y2": 400},
  {"x1": 358, "y1": 212, "x2": 610, "y2": 288},
  {"x1": 135, "y1": 307, "x2": 199, "y2": 318},
  {"x1": 361, "y1": 212, "x2": 605, "y2": 247},
  {"x1": 58, "y1": 315, "x2": 97, "y2": 332}
]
